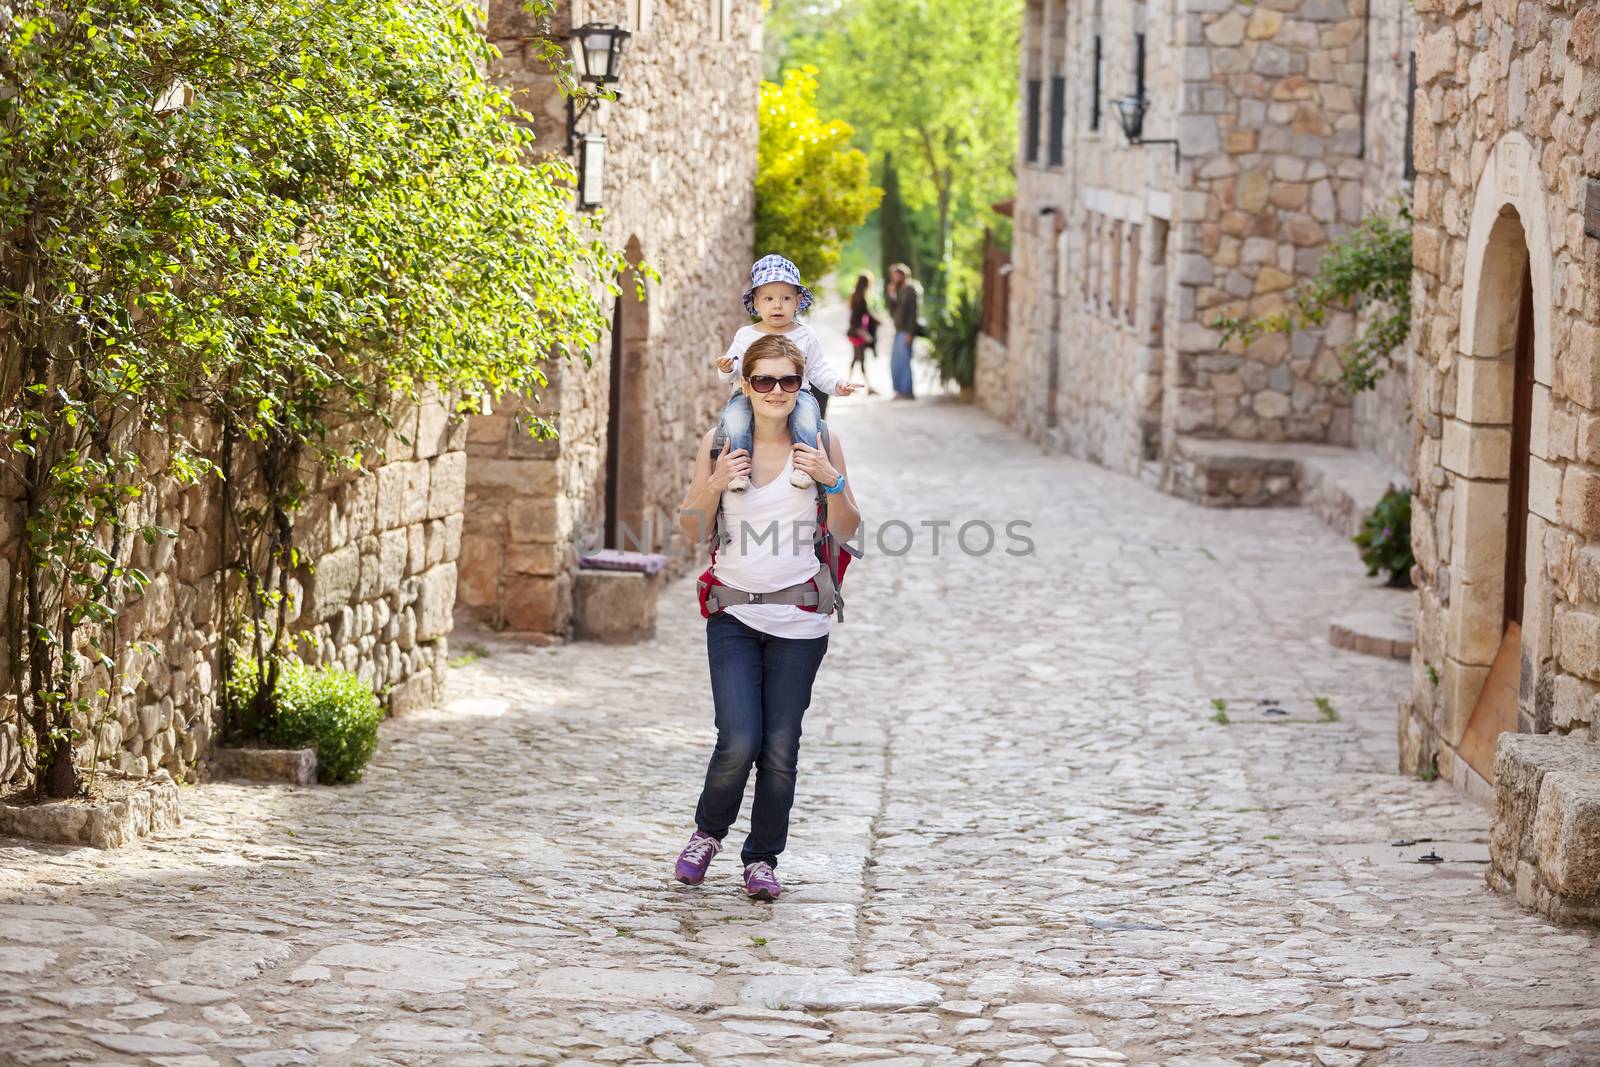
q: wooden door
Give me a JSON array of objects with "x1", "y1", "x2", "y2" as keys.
[
  {"x1": 603, "y1": 299, "x2": 624, "y2": 550},
  {"x1": 1504, "y1": 263, "x2": 1535, "y2": 627}
]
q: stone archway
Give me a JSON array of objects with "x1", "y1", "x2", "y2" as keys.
[{"x1": 1442, "y1": 133, "x2": 1557, "y2": 770}]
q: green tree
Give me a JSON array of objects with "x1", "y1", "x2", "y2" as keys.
[
  {"x1": 1, "y1": 0, "x2": 626, "y2": 796},
  {"x1": 803, "y1": 0, "x2": 1020, "y2": 306},
  {"x1": 756, "y1": 65, "x2": 882, "y2": 287},
  {"x1": 762, "y1": 0, "x2": 850, "y2": 81}
]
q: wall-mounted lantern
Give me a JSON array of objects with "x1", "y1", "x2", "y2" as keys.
[
  {"x1": 577, "y1": 132, "x2": 606, "y2": 211},
  {"x1": 563, "y1": 22, "x2": 629, "y2": 210},
  {"x1": 566, "y1": 22, "x2": 630, "y2": 158},
  {"x1": 1111, "y1": 34, "x2": 1179, "y2": 165}
]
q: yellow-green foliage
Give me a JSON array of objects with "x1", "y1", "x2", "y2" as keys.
[{"x1": 756, "y1": 66, "x2": 882, "y2": 286}]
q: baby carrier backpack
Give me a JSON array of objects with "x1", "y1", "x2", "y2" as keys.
[{"x1": 696, "y1": 422, "x2": 859, "y2": 622}]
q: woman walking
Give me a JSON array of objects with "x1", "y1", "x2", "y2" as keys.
[
  {"x1": 846, "y1": 273, "x2": 881, "y2": 395},
  {"x1": 673, "y1": 335, "x2": 860, "y2": 901}
]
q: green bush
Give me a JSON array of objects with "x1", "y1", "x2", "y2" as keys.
[
  {"x1": 1353, "y1": 487, "x2": 1414, "y2": 587},
  {"x1": 228, "y1": 658, "x2": 382, "y2": 784},
  {"x1": 930, "y1": 291, "x2": 981, "y2": 389},
  {"x1": 756, "y1": 66, "x2": 882, "y2": 284}
]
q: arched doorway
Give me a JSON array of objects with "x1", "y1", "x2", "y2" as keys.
[{"x1": 1444, "y1": 134, "x2": 1555, "y2": 782}]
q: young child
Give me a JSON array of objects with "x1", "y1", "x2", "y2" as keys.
[{"x1": 716, "y1": 255, "x2": 857, "y2": 490}]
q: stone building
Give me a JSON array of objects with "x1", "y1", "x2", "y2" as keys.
[
  {"x1": 1402, "y1": 0, "x2": 1600, "y2": 921},
  {"x1": 978, "y1": 0, "x2": 1418, "y2": 521},
  {"x1": 457, "y1": 0, "x2": 760, "y2": 635}
]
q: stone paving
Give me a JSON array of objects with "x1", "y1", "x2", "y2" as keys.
[{"x1": 5, "y1": 385, "x2": 1600, "y2": 1066}]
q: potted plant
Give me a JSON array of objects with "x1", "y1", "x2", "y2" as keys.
[
  {"x1": 1353, "y1": 487, "x2": 1414, "y2": 587},
  {"x1": 930, "y1": 291, "x2": 980, "y2": 399}
]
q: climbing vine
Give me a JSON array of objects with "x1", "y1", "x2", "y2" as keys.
[
  {"x1": 1213, "y1": 204, "x2": 1413, "y2": 394},
  {"x1": 2, "y1": 0, "x2": 629, "y2": 796}
]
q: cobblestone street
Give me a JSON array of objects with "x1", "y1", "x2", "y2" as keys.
[{"x1": 4, "y1": 394, "x2": 1600, "y2": 1067}]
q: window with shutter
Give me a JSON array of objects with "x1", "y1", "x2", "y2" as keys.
[
  {"x1": 1026, "y1": 79, "x2": 1042, "y2": 165},
  {"x1": 1048, "y1": 77, "x2": 1065, "y2": 166}
]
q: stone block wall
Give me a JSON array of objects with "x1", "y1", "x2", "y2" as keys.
[
  {"x1": 292, "y1": 398, "x2": 465, "y2": 715},
  {"x1": 0, "y1": 400, "x2": 466, "y2": 788},
  {"x1": 1169, "y1": 0, "x2": 1371, "y2": 449},
  {"x1": 1402, "y1": 0, "x2": 1600, "y2": 779},
  {"x1": 1490, "y1": 734, "x2": 1600, "y2": 924},
  {"x1": 462, "y1": 0, "x2": 758, "y2": 636}
]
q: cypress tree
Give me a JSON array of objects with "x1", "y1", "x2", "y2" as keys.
[{"x1": 878, "y1": 152, "x2": 915, "y2": 284}]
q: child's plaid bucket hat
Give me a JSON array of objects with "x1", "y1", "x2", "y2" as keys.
[{"x1": 743, "y1": 254, "x2": 814, "y2": 317}]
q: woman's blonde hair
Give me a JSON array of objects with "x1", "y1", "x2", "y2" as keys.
[{"x1": 742, "y1": 335, "x2": 806, "y2": 379}]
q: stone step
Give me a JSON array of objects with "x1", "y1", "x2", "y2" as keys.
[
  {"x1": 1329, "y1": 603, "x2": 1414, "y2": 660},
  {"x1": 1164, "y1": 435, "x2": 1409, "y2": 537}
]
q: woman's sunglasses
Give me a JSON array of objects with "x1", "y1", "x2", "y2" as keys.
[{"x1": 749, "y1": 374, "x2": 803, "y2": 394}]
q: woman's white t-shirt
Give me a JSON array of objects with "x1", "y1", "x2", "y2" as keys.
[{"x1": 714, "y1": 454, "x2": 832, "y2": 640}]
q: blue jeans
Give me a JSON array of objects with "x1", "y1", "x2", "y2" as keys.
[
  {"x1": 694, "y1": 613, "x2": 829, "y2": 868},
  {"x1": 717, "y1": 386, "x2": 822, "y2": 457},
  {"x1": 890, "y1": 332, "x2": 915, "y2": 397}
]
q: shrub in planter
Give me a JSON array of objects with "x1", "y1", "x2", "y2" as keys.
[
  {"x1": 228, "y1": 659, "x2": 382, "y2": 784},
  {"x1": 1353, "y1": 487, "x2": 1413, "y2": 587}
]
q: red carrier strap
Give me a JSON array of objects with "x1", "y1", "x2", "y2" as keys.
[{"x1": 702, "y1": 422, "x2": 855, "y2": 622}]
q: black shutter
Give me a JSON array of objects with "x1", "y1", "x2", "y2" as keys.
[
  {"x1": 1404, "y1": 51, "x2": 1417, "y2": 181},
  {"x1": 1090, "y1": 36, "x2": 1102, "y2": 131},
  {"x1": 1026, "y1": 78, "x2": 1042, "y2": 164},
  {"x1": 1048, "y1": 77, "x2": 1066, "y2": 166}
]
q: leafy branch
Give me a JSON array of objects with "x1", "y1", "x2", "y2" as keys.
[
  {"x1": 1213, "y1": 204, "x2": 1413, "y2": 394},
  {"x1": 2, "y1": 0, "x2": 631, "y2": 797}
]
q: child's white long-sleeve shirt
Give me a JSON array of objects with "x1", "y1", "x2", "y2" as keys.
[{"x1": 717, "y1": 322, "x2": 844, "y2": 395}]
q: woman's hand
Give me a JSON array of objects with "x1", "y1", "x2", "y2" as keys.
[
  {"x1": 711, "y1": 447, "x2": 751, "y2": 491},
  {"x1": 792, "y1": 441, "x2": 840, "y2": 487}
]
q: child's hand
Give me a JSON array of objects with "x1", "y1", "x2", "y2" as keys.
[
  {"x1": 711, "y1": 448, "x2": 751, "y2": 491},
  {"x1": 792, "y1": 441, "x2": 840, "y2": 488},
  {"x1": 834, "y1": 382, "x2": 859, "y2": 396},
  {"x1": 716, "y1": 356, "x2": 736, "y2": 373}
]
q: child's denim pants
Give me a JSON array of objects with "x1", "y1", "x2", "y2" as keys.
[{"x1": 715, "y1": 387, "x2": 821, "y2": 457}]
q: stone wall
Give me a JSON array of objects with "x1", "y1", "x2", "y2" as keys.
[
  {"x1": 1402, "y1": 0, "x2": 1600, "y2": 783},
  {"x1": 461, "y1": 0, "x2": 758, "y2": 636},
  {"x1": 0, "y1": 402, "x2": 466, "y2": 788},
  {"x1": 1170, "y1": 0, "x2": 1370, "y2": 449}
]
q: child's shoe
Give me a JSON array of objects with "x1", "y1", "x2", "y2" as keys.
[
  {"x1": 728, "y1": 475, "x2": 750, "y2": 492},
  {"x1": 788, "y1": 466, "x2": 814, "y2": 489}
]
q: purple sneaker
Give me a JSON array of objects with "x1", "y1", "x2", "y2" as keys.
[
  {"x1": 674, "y1": 831, "x2": 721, "y2": 885},
  {"x1": 743, "y1": 861, "x2": 782, "y2": 901}
]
